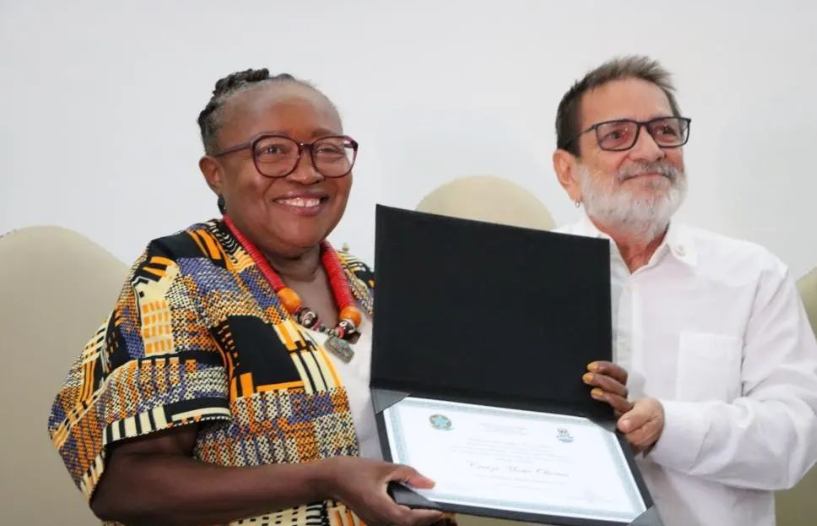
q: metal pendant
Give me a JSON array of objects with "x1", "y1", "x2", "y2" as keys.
[{"x1": 325, "y1": 336, "x2": 355, "y2": 363}]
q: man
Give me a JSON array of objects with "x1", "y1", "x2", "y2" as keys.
[{"x1": 553, "y1": 56, "x2": 817, "y2": 526}]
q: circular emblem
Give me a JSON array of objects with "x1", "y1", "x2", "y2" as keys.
[
  {"x1": 556, "y1": 427, "x2": 574, "y2": 443},
  {"x1": 429, "y1": 414, "x2": 453, "y2": 431}
]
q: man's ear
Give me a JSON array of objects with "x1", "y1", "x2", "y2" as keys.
[{"x1": 553, "y1": 149, "x2": 582, "y2": 203}]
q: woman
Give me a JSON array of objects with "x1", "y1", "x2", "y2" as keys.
[{"x1": 47, "y1": 69, "x2": 446, "y2": 526}]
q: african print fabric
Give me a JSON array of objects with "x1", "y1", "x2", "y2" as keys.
[{"x1": 48, "y1": 218, "x2": 376, "y2": 526}]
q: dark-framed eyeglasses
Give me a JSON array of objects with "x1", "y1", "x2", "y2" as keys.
[
  {"x1": 212, "y1": 134, "x2": 359, "y2": 178},
  {"x1": 563, "y1": 116, "x2": 692, "y2": 152}
]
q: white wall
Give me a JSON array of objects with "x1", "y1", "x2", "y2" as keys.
[{"x1": 2, "y1": 0, "x2": 817, "y2": 277}]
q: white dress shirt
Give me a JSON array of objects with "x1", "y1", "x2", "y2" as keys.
[{"x1": 557, "y1": 214, "x2": 817, "y2": 526}]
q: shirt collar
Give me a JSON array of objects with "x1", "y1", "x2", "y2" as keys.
[{"x1": 574, "y1": 211, "x2": 698, "y2": 268}]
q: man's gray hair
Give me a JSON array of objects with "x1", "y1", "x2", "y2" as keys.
[{"x1": 555, "y1": 55, "x2": 682, "y2": 156}]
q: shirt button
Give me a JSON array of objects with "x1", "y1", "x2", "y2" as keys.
[{"x1": 675, "y1": 245, "x2": 686, "y2": 257}]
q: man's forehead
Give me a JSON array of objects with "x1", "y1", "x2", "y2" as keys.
[{"x1": 579, "y1": 78, "x2": 674, "y2": 124}]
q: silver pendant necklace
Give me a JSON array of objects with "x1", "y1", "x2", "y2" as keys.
[{"x1": 325, "y1": 335, "x2": 355, "y2": 363}]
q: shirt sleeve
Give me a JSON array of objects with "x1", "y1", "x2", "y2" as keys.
[
  {"x1": 47, "y1": 242, "x2": 231, "y2": 499},
  {"x1": 648, "y1": 258, "x2": 817, "y2": 490}
]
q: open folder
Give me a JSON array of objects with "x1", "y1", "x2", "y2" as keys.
[{"x1": 370, "y1": 205, "x2": 662, "y2": 526}]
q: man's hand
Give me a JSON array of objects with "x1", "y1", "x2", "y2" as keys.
[
  {"x1": 583, "y1": 361, "x2": 633, "y2": 416},
  {"x1": 617, "y1": 398, "x2": 665, "y2": 454}
]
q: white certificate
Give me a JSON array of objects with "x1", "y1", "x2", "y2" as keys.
[{"x1": 383, "y1": 397, "x2": 646, "y2": 523}]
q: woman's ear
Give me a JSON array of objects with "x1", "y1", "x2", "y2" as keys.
[{"x1": 199, "y1": 156, "x2": 224, "y2": 196}]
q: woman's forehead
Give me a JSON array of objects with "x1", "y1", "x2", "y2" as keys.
[{"x1": 221, "y1": 83, "x2": 342, "y2": 138}]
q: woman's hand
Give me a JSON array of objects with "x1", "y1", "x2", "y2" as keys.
[
  {"x1": 582, "y1": 360, "x2": 633, "y2": 416},
  {"x1": 91, "y1": 427, "x2": 441, "y2": 526},
  {"x1": 322, "y1": 457, "x2": 444, "y2": 526}
]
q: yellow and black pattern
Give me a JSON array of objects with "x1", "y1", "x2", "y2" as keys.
[
  {"x1": 338, "y1": 251, "x2": 374, "y2": 317},
  {"x1": 232, "y1": 501, "x2": 367, "y2": 526},
  {"x1": 48, "y1": 219, "x2": 375, "y2": 526}
]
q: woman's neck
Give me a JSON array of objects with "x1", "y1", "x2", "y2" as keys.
[{"x1": 264, "y1": 245, "x2": 323, "y2": 283}]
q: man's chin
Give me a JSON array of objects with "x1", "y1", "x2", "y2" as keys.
[
  {"x1": 615, "y1": 185, "x2": 675, "y2": 205},
  {"x1": 622, "y1": 176, "x2": 673, "y2": 192},
  {"x1": 587, "y1": 199, "x2": 673, "y2": 230}
]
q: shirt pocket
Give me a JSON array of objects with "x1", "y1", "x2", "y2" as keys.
[{"x1": 676, "y1": 332, "x2": 743, "y2": 402}]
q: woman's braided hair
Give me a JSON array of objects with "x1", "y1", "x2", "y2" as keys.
[{"x1": 197, "y1": 68, "x2": 334, "y2": 155}]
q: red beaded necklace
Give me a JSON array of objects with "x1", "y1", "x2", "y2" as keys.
[{"x1": 223, "y1": 215, "x2": 362, "y2": 362}]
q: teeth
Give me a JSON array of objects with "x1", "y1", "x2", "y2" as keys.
[{"x1": 278, "y1": 197, "x2": 321, "y2": 208}]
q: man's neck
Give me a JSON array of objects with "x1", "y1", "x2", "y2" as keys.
[{"x1": 588, "y1": 216, "x2": 668, "y2": 273}]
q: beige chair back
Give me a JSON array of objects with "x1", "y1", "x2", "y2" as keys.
[
  {"x1": 776, "y1": 266, "x2": 817, "y2": 526},
  {"x1": 796, "y1": 266, "x2": 817, "y2": 335},
  {"x1": 0, "y1": 226, "x2": 129, "y2": 526},
  {"x1": 416, "y1": 175, "x2": 555, "y2": 231}
]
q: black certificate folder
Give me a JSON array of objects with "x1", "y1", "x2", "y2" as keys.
[{"x1": 371, "y1": 205, "x2": 662, "y2": 526}]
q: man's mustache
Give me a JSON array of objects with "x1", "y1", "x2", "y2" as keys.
[{"x1": 618, "y1": 162, "x2": 680, "y2": 182}]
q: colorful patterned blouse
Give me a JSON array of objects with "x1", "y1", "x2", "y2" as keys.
[{"x1": 48, "y1": 219, "x2": 376, "y2": 526}]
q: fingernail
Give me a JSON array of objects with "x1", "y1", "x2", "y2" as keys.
[
  {"x1": 582, "y1": 373, "x2": 594, "y2": 384},
  {"x1": 591, "y1": 388, "x2": 603, "y2": 398},
  {"x1": 620, "y1": 419, "x2": 631, "y2": 432},
  {"x1": 588, "y1": 362, "x2": 600, "y2": 372}
]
